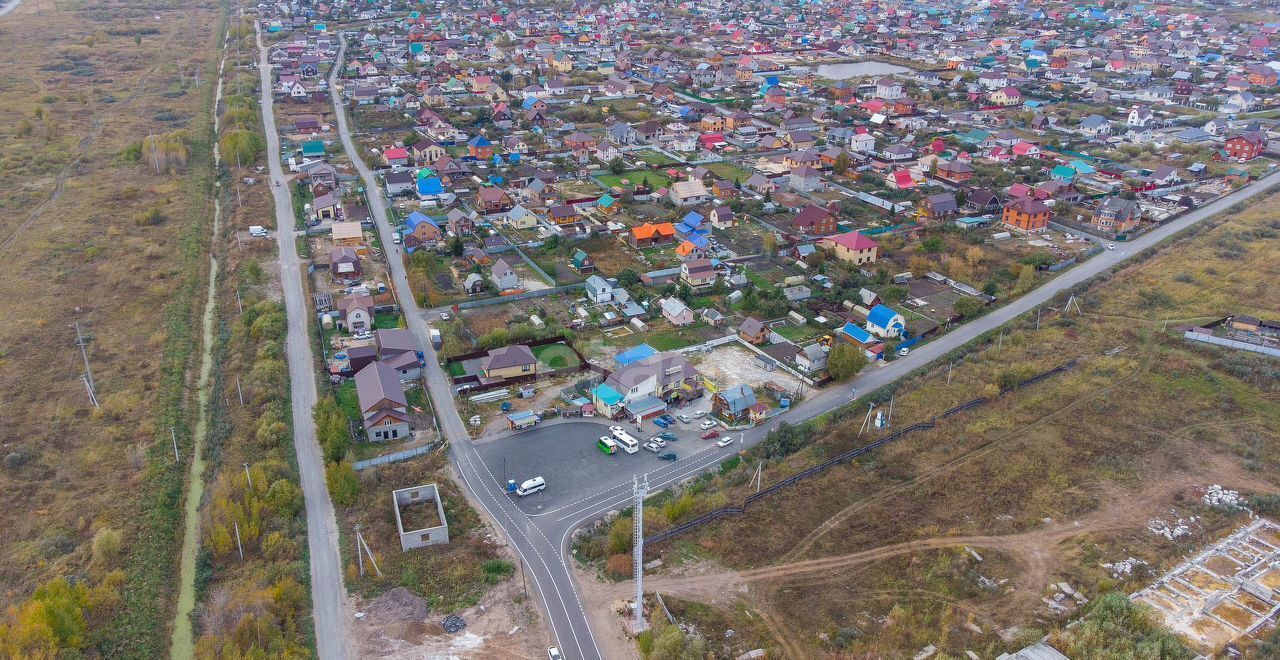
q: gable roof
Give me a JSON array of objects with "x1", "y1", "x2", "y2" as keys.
[{"x1": 355, "y1": 362, "x2": 407, "y2": 414}]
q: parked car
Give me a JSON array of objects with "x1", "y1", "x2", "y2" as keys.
[
  {"x1": 659, "y1": 453, "x2": 678, "y2": 461},
  {"x1": 440, "y1": 311, "x2": 452, "y2": 320},
  {"x1": 650, "y1": 438, "x2": 667, "y2": 448},
  {"x1": 693, "y1": 410, "x2": 707, "y2": 419},
  {"x1": 657, "y1": 431, "x2": 678, "y2": 442},
  {"x1": 700, "y1": 429, "x2": 720, "y2": 440},
  {"x1": 699, "y1": 420, "x2": 717, "y2": 430},
  {"x1": 548, "y1": 647, "x2": 563, "y2": 660},
  {"x1": 653, "y1": 417, "x2": 671, "y2": 428},
  {"x1": 642, "y1": 442, "x2": 661, "y2": 453},
  {"x1": 352, "y1": 331, "x2": 373, "y2": 341},
  {"x1": 658, "y1": 414, "x2": 677, "y2": 426},
  {"x1": 898, "y1": 347, "x2": 910, "y2": 356},
  {"x1": 677, "y1": 413, "x2": 692, "y2": 424},
  {"x1": 716, "y1": 436, "x2": 735, "y2": 448}
]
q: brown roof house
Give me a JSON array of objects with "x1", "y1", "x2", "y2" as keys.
[
  {"x1": 336, "y1": 294, "x2": 375, "y2": 332},
  {"x1": 680, "y1": 258, "x2": 717, "y2": 290},
  {"x1": 329, "y1": 246, "x2": 362, "y2": 283},
  {"x1": 355, "y1": 362, "x2": 411, "y2": 441},
  {"x1": 738, "y1": 317, "x2": 769, "y2": 345},
  {"x1": 481, "y1": 345, "x2": 538, "y2": 380}
]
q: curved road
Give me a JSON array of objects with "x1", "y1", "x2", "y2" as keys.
[
  {"x1": 256, "y1": 25, "x2": 349, "y2": 660},
  {"x1": 326, "y1": 28, "x2": 1280, "y2": 658}
]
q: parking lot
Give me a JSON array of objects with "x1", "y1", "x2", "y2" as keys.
[{"x1": 473, "y1": 417, "x2": 741, "y2": 515}]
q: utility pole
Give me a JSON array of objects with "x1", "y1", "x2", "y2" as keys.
[
  {"x1": 72, "y1": 320, "x2": 99, "y2": 408},
  {"x1": 947, "y1": 360, "x2": 954, "y2": 385},
  {"x1": 357, "y1": 527, "x2": 382, "y2": 576},
  {"x1": 171, "y1": 427, "x2": 180, "y2": 462},
  {"x1": 1036, "y1": 308, "x2": 1041, "y2": 330},
  {"x1": 234, "y1": 521, "x2": 244, "y2": 561},
  {"x1": 244, "y1": 462, "x2": 253, "y2": 490},
  {"x1": 355, "y1": 524, "x2": 365, "y2": 577},
  {"x1": 236, "y1": 376, "x2": 244, "y2": 405},
  {"x1": 632, "y1": 473, "x2": 649, "y2": 633}
]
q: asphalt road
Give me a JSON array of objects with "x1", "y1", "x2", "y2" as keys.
[
  {"x1": 326, "y1": 27, "x2": 1280, "y2": 657},
  {"x1": 256, "y1": 25, "x2": 349, "y2": 660}
]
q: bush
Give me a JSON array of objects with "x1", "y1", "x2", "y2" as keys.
[
  {"x1": 605, "y1": 553, "x2": 632, "y2": 579},
  {"x1": 132, "y1": 207, "x2": 165, "y2": 226},
  {"x1": 326, "y1": 460, "x2": 360, "y2": 507},
  {"x1": 91, "y1": 528, "x2": 124, "y2": 569}
]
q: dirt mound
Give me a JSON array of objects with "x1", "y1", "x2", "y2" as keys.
[{"x1": 363, "y1": 587, "x2": 430, "y2": 625}]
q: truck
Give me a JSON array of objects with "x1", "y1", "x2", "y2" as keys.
[{"x1": 429, "y1": 328, "x2": 442, "y2": 350}]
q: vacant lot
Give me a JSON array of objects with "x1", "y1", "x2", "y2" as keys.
[{"x1": 583, "y1": 193, "x2": 1280, "y2": 657}]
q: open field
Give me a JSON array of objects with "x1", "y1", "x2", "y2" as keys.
[
  {"x1": 579, "y1": 192, "x2": 1280, "y2": 657},
  {"x1": 0, "y1": 0, "x2": 231, "y2": 655}
]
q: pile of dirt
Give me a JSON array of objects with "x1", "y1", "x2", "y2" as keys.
[{"x1": 364, "y1": 587, "x2": 430, "y2": 625}]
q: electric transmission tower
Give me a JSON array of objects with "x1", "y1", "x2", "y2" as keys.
[{"x1": 632, "y1": 473, "x2": 650, "y2": 633}]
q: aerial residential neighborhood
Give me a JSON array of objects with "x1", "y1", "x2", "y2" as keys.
[{"x1": 4, "y1": 0, "x2": 1280, "y2": 658}]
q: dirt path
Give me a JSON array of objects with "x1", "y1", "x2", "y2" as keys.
[{"x1": 778, "y1": 354, "x2": 1147, "y2": 564}]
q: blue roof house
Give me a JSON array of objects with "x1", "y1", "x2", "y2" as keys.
[
  {"x1": 417, "y1": 176, "x2": 445, "y2": 197},
  {"x1": 866, "y1": 304, "x2": 905, "y2": 339},
  {"x1": 838, "y1": 322, "x2": 884, "y2": 360},
  {"x1": 614, "y1": 343, "x2": 657, "y2": 367}
]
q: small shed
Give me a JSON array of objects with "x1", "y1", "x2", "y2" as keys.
[
  {"x1": 393, "y1": 484, "x2": 450, "y2": 551},
  {"x1": 506, "y1": 410, "x2": 540, "y2": 430}
]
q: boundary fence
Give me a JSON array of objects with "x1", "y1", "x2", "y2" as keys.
[{"x1": 644, "y1": 359, "x2": 1078, "y2": 546}]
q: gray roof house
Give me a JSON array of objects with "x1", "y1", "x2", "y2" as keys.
[{"x1": 490, "y1": 257, "x2": 519, "y2": 291}]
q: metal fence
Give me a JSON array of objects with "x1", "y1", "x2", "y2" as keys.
[
  {"x1": 354, "y1": 443, "x2": 433, "y2": 471},
  {"x1": 644, "y1": 360, "x2": 1078, "y2": 546},
  {"x1": 1184, "y1": 331, "x2": 1280, "y2": 359},
  {"x1": 456, "y1": 283, "x2": 581, "y2": 309}
]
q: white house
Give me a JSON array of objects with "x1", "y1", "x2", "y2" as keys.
[
  {"x1": 865, "y1": 304, "x2": 905, "y2": 338},
  {"x1": 584, "y1": 275, "x2": 613, "y2": 303}
]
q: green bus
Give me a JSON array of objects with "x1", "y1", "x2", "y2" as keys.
[{"x1": 596, "y1": 436, "x2": 617, "y2": 455}]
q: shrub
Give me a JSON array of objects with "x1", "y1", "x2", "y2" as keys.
[
  {"x1": 133, "y1": 207, "x2": 165, "y2": 226},
  {"x1": 326, "y1": 460, "x2": 360, "y2": 507},
  {"x1": 605, "y1": 553, "x2": 632, "y2": 578}
]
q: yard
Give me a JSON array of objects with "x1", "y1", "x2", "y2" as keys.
[
  {"x1": 532, "y1": 342, "x2": 581, "y2": 370},
  {"x1": 632, "y1": 149, "x2": 681, "y2": 167},
  {"x1": 595, "y1": 169, "x2": 673, "y2": 192}
]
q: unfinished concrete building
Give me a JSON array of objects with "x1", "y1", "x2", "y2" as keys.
[{"x1": 392, "y1": 484, "x2": 450, "y2": 551}]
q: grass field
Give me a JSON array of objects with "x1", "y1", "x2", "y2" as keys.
[
  {"x1": 595, "y1": 169, "x2": 673, "y2": 191},
  {"x1": 0, "y1": 0, "x2": 234, "y2": 655},
  {"x1": 532, "y1": 342, "x2": 581, "y2": 369},
  {"x1": 581, "y1": 192, "x2": 1280, "y2": 658},
  {"x1": 632, "y1": 149, "x2": 680, "y2": 166}
]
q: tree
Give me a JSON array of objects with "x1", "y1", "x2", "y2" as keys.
[
  {"x1": 827, "y1": 342, "x2": 868, "y2": 381},
  {"x1": 325, "y1": 460, "x2": 360, "y2": 507},
  {"x1": 833, "y1": 151, "x2": 851, "y2": 175},
  {"x1": 218, "y1": 129, "x2": 264, "y2": 167},
  {"x1": 919, "y1": 236, "x2": 945, "y2": 253},
  {"x1": 762, "y1": 232, "x2": 778, "y2": 256},
  {"x1": 953, "y1": 296, "x2": 984, "y2": 319},
  {"x1": 617, "y1": 269, "x2": 640, "y2": 287},
  {"x1": 448, "y1": 235, "x2": 464, "y2": 257},
  {"x1": 403, "y1": 131, "x2": 420, "y2": 147},
  {"x1": 608, "y1": 156, "x2": 626, "y2": 174}
]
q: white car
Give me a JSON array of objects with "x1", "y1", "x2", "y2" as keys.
[
  {"x1": 1106, "y1": 243, "x2": 1116, "y2": 250},
  {"x1": 548, "y1": 648, "x2": 563, "y2": 660},
  {"x1": 642, "y1": 442, "x2": 661, "y2": 453},
  {"x1": 352, "y1": 331, "x2": 373, "y2": 341},
  {"x1": 692, "y1": 410, "x2": 707, "y2": 419},
  {"x1": 647, "y1": 437, "x2": 667, "y2": 448},
  {"x1": 898, "y1": 347, "x2": 910, "y2": 356},
  {"x1": 440, "y1": 311, "x2": 452, "y2": 320},
  {"x1": 699, "y1": 420, "x2": 717, "y2": 430},
  {"x1": 609, "y1": 425, "x2": 625, "y2": 434},
  {"x1": 716, "y1": 437, "x2": 734, "y2": 448},
  {"x1": 677, "y1": 414, "x2": 692, "y2": 424}
]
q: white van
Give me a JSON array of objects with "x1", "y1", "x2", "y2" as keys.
[
  {"x1": 249, "y1": 225, "x2": 268, "y2": 237},
  {"x1": 515, "y1": 476, "x2": 545, "y2": 497}
]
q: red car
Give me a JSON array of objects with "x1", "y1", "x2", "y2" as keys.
[{"x1": 700, "y1": 429, "x2": 720, "y2": 440}]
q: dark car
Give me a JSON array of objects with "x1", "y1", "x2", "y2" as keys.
[
  {"x1": 700, "y1": 429, "x2": 720, "y2": 440},
  {"x1": 657, "y1": 431, "x2": 678, "y2": 442},
  {"x1": 653, "y1": 417, "x2": 671, "y2": 428},
  {"x1": 659, "y1": 453, "x2": 678, "y2": 461}
]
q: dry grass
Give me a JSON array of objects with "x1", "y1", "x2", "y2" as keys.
[{"x1": 0, "y1": 0, "x2": 225, "y2": 652}]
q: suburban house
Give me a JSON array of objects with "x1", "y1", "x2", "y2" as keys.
[
  {"x1": 919, "y1": 193, "x2": 959, "y2": 221},
  {"x1": 585, "y1": 275, "x2": 613, "y2": 303},
  {"x1": 1092, "y1": 197, "x2": 1141, "y2": 234},
  {"x1": 738, "y1": 317, "x2": 769, "y2": 345},
  {"x1": 477, "y1": 187, "x2": 514, "y2": 214},
  {"x1": 1223, "y1": 131, "x2": 1264, "y2": 162},
  {"x1": 660, "y1": 297, "x2": 694, "y2": 326},
  {"x1": 680, "y1": 258, "x2": 717, "y2": 290},
  {"x1": 936, "y1": 160, "x2": 974, "y2": 182},
  {"x1": 838, "y1": 322, "x2": 885, "y2": 361},
  {"x1": 629, "y1": 222, "x2": 677, "y2": 247},
  {"x1": 374, "y1": 329, "x2": 423, "y2": 380},
  {"x1": 600, "y1": 352, "x2": 701, "y2": 409},
  {"x1": 403, "y1": 212, "x2": 443, "y2": 251},
  {"x1": 669, "y1": 179, "x2": 710, "y2": 206},
  {"x1": 820, "y1": 231, "x2": 878, "y2": 265},
  {"x1": 355, "y1": 362, "x2": 411, "y2": 441},
  {"x1": 489, "y1": 258, "x2": 519, "y2": 290},
  {"x1": 792, "y1": 204, "x2": 838, "y2": 236},
  {"x1": 866, "y1": 304, "x2": 906, "y2": 338},
  {"x1": 711, "y1": 384, "x2": 758, "y2": 424},
  {"x1": 572, "y1": 249, "x2": 595, "y2": 274},
  {"x1": 328, "y1": 246, "x2": 362, "y2": 283},
  {"x1": 336, "y1": 294, "x2": 374, "y2": 332},
  {"x1": 331, "y1": 221, "x2": 364, "y2": 248},
  {"x1": 1002, "y1": 196, "x2": 1051, "y2": 231},
  {"x1": 796, "y1": 344, "x2": 828, "y2": 373},
  {"x1": 480, "y1": 345, "x2": 538, "y2": 379}
]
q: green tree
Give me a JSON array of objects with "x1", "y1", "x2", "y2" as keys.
[
  {"x1": 953, "y1": 296, "x2": 984, "y2": 319},
  {"x1": 833, "y1": 151, "x2": 851, "y2": 175},
  {"x1": 448, "y1": 234, "x2": 464, "y2": 257},
  {"x1": 826, "y1": 341, "x2": 868, "y2": 381},
  {"x1": 919, "y1": 236, "x2": 945, "y2": 253},
  {"x1": 325, "y1": 460, "x2": 360, "y2": 507},
  {"x1": 762, "y1": 232, "x2": 778, "y2": 256},
  {"x1": 608, "y1": 156, "x2": 626, "y2": 174},
  {"x1": 617, "y1": 269, "x2": 640, "y2": 287}
]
